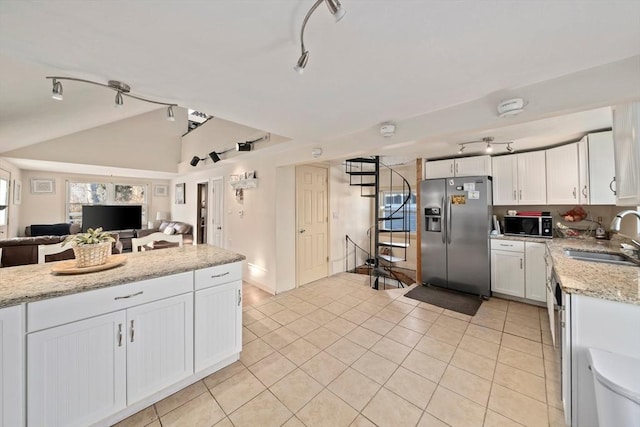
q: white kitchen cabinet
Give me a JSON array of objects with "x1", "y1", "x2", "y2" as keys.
[
  {"x1": 195, "y1": 281, "x2": 242, "y2": 372},
  {"x1": 424, "y1": 155, "x2": 491, "y2": 179},
  {"x1": 492, "y1": 152, "x2": 546, "y2": 205},
  {"x1": 1, "y1": 305, "x2": 23, "y2": 427},
  {"x1": 491, "y1": 249, "x2": 525, "y2": 298},
  {"x1": 587, "y1": 131, "x2": 616, "y2": 204},
  {"x1": 613, "y1": 102, "x2": 640, "y2": 205},
  {"x1": 524, "y1": 242, "x2": 546, "y2": 302},
  {"x1": 28, "y1": 311, "x2": 127, "y2": 427},
  {"x1": 126, "y1": 293, "x2": 194, "y2": 405},
  {"x1": 546, "y1": 143, "x2": 580, "y2": 204}
]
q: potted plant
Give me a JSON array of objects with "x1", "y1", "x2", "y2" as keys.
[{"x1": 64, "y1": 227, "x2": 115, "y2": 268}]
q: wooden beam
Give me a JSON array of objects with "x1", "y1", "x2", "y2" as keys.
[{"x1": 415, "y1": 158, "x2": 422, "y2": 284}]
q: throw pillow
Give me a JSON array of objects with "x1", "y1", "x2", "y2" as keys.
[{"x1": 163, "y1": 226, "x2": 175, "y2": 235}]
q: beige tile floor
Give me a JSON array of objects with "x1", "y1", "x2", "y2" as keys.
[{"x1": 115, "y1": 275, "x2": 565, "y2": 427}]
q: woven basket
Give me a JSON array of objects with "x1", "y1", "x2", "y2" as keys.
[{"x1": 73, "y1": 241, "x2": 111, "y2": 268}]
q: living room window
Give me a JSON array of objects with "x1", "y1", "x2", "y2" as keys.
[
  {"x1": 379, "y1": 190, "x2": 417, "y2": 232},
  {"x1": 67, "y1": 181, "x2": 147, "y2": 227}
]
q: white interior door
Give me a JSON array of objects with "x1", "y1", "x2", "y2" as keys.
[
  {"x1": 210, "y1": 177, "x2": 224, "y2": 248},
  {"x1": 296, "y1": 165, "x2": 329, "y2": 286},
  {"x1": 0, "y1": 169, "x2": 10, "y2": 239}
]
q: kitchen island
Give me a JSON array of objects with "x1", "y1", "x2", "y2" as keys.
[{"x1": 0, "y1": 245, "x2": 245, "y2": 427}]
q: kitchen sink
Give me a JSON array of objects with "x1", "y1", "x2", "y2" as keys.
[{"x1": 564, "y1": 249, "x2": 639, "y2": 266}]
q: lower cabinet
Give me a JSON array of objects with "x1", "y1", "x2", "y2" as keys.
[
  {"x1": 1, "y1": 305, "x2": 24, "y2": 427},
  {"x1": 491, "y1": 239, "x2": 546, "y2": 303},
  {"x1": 195, "y1": 281, "x2": 242, "y2": 372},
  {"x1": 28, "y1": 293, "x2": 194, "y2": 427}
]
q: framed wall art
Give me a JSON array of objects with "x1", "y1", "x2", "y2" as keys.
[
  {"x1": 175, "y1": 183, "x2": 185, "y2": 204},
  {"x1": 31, "y1": 178, "x2": 55, "y2": 194},
  {"x1": 154, "y1": 184, "x2": 168, "y2": 197}
]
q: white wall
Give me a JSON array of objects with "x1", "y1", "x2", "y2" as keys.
[
  {"x1": 17, "y1": 170, "x2": 170, "y2": 235},
  {"x1": 0, "y1": 158, "x2": 22, "y2": 238},
  {"x1": 3, "y1": 109, "x2": 183, "y2": 174}
]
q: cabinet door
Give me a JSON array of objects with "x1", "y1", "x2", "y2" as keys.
[
  {"x1": 1, "y1": 305, "x2": 23, "y2": 427},
  {"x1": 613, "y1": 102, "x2": 640, "y2": 205},
  {"x1": 454, "y1": 155, "x2": 491, "y2": 177},
  {"x1": 491, "y1": 155, "x2": 518, "y2": 205},
  {"x1": 588, "y1": 131, "x2": 616, "y2": 205},
  {"x1": 517, "y1": 151, "x2": 547, "y2": 204},
  {"x1": 126, "y1": 293, "x2": 194, "y2": 404},
  {"x1": 424, "y1": 159, "x2": 454, "y2": 179},
  {"x1": 546, "y1": 144, "x2": 579, "y2": 204},
  {"x1": 195, "y1": 281, "x2": 242, "y2": 372},
  {"x1": 577, "y1": 137, "x2": 589, "y2": 204},
  {"x1": 524, "y1": 242, "x2": 546, "y2": 302},
  {"x1": 28, "y1": 311, "x2": 126, "y2": 427},
  {"x1": 491, "y1": 250, "x2": 525, "y2": 298}
]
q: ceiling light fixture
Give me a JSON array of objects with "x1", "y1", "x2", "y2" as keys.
[
  {"x1": 51, "y1": 79, "x2": 63, "y2": 100},
  {"x1": 294, "y1": 0, "x2": 346, "y2": 73},
  {"x1": 45, "y1": 76, "x2": 178, "y2": 121},
  {"x1": 456, "y1": 137, "x2": 515, "y2": 155},
  {"x1": 497, "y1": 98, "x2": 526, "y2": 118}
]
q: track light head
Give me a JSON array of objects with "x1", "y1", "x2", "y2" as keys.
[
  {"x1": 190, "y1": 156, "x2": 201, "y2": 167},
  {"x1": 506, "y1": 144, "x2": 514, "y2": 153},
  {"x1": 236, "y1": 142, "x2": 252, "y2": 152},
  {"x1": 114, "y1": 91, "x2": 124, "y2": 108},
  {"x1": 324, "y1": 0, "x2": 346, "y2": 22},
  {"x1": 209, "y1": 151, "x2": 221, "y2": 163},
  {"x1": 485, "y1": 142, "x2": 493, "y2": 153},
  {"x1": 166, "y1": 106, "x2": 175, "y2": 122},
  {"x1": 294, "y1": 51, "x2": 310, "y2": 74},
  {"x1": 51, "y1": 79, "x2": 63, "y2": 100},
  {"x1": 458, "y1": 145, "x2": 465, "y2": 154}
]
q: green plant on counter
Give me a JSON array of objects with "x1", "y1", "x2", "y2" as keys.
[{"x1": 64, "y1": 227, "x2": 115, "y2": 246}]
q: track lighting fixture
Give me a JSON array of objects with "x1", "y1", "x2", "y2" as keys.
[
  {"x1": 114, "y1": 91, "x2": 124, "y2": 108},
  {"x1": 456, "y1": 137, "x2": 515, "y2": 155},
  {"x1": 294, "y1": 0, "x2": 346, "y2": 73},
  {"x1": 51, "y1": 79, "x2": 63, "y2": 100},
  {"x1": 190, "y1": 156, "x2": 205, "y2": 167},
  {"x1": 45, "y1": 76, "x2": 178, "y2": 121},
  {"x1": 191, "y1": 134, "x2": 269, "y2": 167},
  {"x1": 236, "y1": 142, "x2": 252, "y2": 152},
  {"x1": 209, "y1": 151, "x2": 221, "y2": 163}
]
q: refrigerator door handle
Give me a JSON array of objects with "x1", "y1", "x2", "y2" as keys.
[
  {"x1": 447, "y1": 196, "x2": 452, "y2": 244},
  {"x1": 441, "y1": 196, "x2": 446, "y2": 244}
]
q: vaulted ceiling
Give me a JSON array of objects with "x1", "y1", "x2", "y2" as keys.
[{"x1": 1, "y1": 1, "x2": 639, "y2": 165}]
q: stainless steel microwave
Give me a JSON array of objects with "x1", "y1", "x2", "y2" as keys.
[{"x1": 503, "y1": 215, "x2": 553, "y2": 238}]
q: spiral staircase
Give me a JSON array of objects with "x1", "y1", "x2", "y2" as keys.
[{"x1": 344, "y1": 156, "x2": 412, "y2": 289}]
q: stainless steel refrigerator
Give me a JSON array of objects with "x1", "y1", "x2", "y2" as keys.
[{"x1": 420, "y1": 176, "x2": 492, "y2": 297}]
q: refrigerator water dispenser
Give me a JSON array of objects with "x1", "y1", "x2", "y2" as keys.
[{"x1": 424, "y1": 207, "x2": 442, "y2": 232}]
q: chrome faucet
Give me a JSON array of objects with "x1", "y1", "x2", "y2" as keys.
[{"x1": 611, "y1": 210, "x2": 640, "y2": 253}]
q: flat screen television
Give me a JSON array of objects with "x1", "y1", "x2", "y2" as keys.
[{"x1": 82, "y1": 205, "x2": 142, "y2": 232}]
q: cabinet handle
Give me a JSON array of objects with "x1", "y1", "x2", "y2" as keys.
[
  {"x1": 450, "y1": 164, "x2": 454, "y2": 174},
  {"x1": 499, "y1": 243, "x2": 513, "y2": 247},
  {"x1": 519, "y1": 189, "x2": 522, "y2": 200},
  {"x1": 582, "y1": 185, "x2": 588, "y2": 198},
  {"x1": 115, "y1": 291, "x2": 143, "y2": 300},
  {"x1": 117, "y1": 324, "x2": 123, "y2": 347},
  {"x1": 520, "y1": 258, "x2": 523, "y2": 269},
  {"x1": 237, "y1": 289, "x2": 242, "y2": 306},
  {"x1": 609, "y1": 177, "x2": 616, "y2": 195},
  {"x1": 211, "y1": 272, "x2": 229, "y2": 278},
  {"x1": 130, "y1": 320, "x2": 135, "y2": 343},
  {"x1": 455, "y1": 163, "x2": 459, "y2": 174}
]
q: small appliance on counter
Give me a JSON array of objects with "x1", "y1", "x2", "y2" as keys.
[{"x1": 503, "y1": 213, "x2": 553, "y2": 238}]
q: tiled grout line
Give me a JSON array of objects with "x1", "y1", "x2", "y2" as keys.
[{"x1": 139, "y1": 276, "x2": 561, "y2": 427}]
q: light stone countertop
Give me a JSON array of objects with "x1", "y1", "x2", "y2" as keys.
[
  {"x1": 546, "y1": 237, "x2": 640, "y2": 306},
  {"x1": 0, "y1": 245, "x2": 245, "y2": 309},
  {"x1": 491, "y1": 234, "x2": 640, "y2": 305}
]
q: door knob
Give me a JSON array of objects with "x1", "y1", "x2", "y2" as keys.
[
  {"x1": 299, "y1": 229, "x2": 306, "y2": 234},
  {"x1": 217, "y1": 226, "x2": 222, "y2": 230}
]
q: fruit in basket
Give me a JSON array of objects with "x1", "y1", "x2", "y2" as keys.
[{"x1": 561, "y1": 206, "x2": 587, "y2": 222}]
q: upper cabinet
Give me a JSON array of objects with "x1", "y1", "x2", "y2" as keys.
[
  {"x1": 492, "y1": 152, "x2": 546, "y2": 205},
  {"x1": 424, "y1": 155, "x2": 491, "y2": 179},
  {"x1": 586, "y1": 131, "x2": 616, "y2": 205},
  {"x1": 546, "y1": 143, "x2": 580, "y2": 204},
  {"x1": 612, "y1": 103, "x2": 640, "y2": 206}
]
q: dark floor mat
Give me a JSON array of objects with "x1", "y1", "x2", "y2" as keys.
[{"x1": 404, "y1": 284, "x2": 482, "y2": 316}]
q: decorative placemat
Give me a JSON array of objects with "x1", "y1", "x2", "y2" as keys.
[{"x1": 51, "y1": 254, "x2": 127, "y2": 275}]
